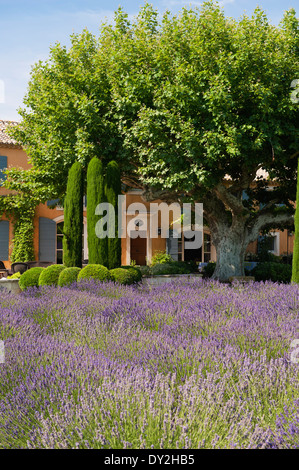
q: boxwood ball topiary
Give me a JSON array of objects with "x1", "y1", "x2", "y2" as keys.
[
  {"x1": 58, "y1": 267, "x2": 81, "y2": 287},
  {"x1": 19, "y1": 267, "x2": 44, "y2": 291},
  {"x1": 38, "y1": 265, "x2": 66, "y2": 287},
  {"x1": 110, "y1": 268, "x2": 135, "y2": 285},
  {"x1": 77, "y1": 264, "x2": 111, "y2": 282}
]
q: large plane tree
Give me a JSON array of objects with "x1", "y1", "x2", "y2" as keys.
[{"x1": 9, "y1": 2, "x2": 299, "y2": 280}]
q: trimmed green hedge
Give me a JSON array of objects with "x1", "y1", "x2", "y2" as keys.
[
  {"x1": 121, "y1": 266, "x2": 142, "y2": 283},
  {"x1": 77, "y1": 264, "x2": 111, "y2": 282},
  {"x1": 151, "y1": 261, "x2": 194, "y2": 275},
  {"x1": 252, "y1": 262, "x2": 292, "y2": 283},
  {"x1": 19, "y1": 267, "x2": 44, "y2": 291},
  {"x1": 58, "y1": 267, "x2": 81, "y2": 287},
  {"x1": 110, "y1": 268, "x2": 136, "y2": 285},
  {"x1": 39, "y1": 265, "x2": 66, "y2": 287}
]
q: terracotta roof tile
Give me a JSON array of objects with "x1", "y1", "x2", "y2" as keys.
[{"x1": 0, "y1": 120, "x2": 21, "y2": 148}]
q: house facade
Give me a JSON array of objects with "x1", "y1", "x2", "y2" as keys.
[{"x1": 0, "y1": 120, "x2": 294, "y2": 269}]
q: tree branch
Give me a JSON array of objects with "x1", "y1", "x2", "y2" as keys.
[
  {"x1": 214, "y1": 183, "x2": 249, "y2": 216},
  {"x1": 245, "y1": 211, "x2": 294, "y2": 245}
]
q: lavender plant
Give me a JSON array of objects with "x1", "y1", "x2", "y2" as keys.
[{"x1": 0, "y1": 279, "x2": 298, "y2": 448}]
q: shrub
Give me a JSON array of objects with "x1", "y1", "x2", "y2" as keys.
[
  {"x1": 7, "y1": 272, "x2": 22, "y2": 279},
  {"x1": 19, "y1": 267, "x2": 44, "y2": 291},
  {"x1": 151, "y1": 251, "x2": 173, "y2": 266},
  {"x1": 58, "y1": 267, "x2": 81, "y2": 287},
  {"x1": 203, "y1": 262, "x2": 216, "y2": 278},
  {"x1": 171, "y1": 261, "x2": 194, "y2": 274},
  {"x1": 121, "y1": 266, "x2": 142, "y2": 283},
  {"x1": 138, "y1": 265, "x2": 151, "y2": 276},
  {"x1": 151, "y1": 262, "x2": 184, "y2": 275},
  {"x1": 39, "y1": 265, "x2": 66, "y2": 287},
  {"x1": 77, "y1": 264, "x2": 111, "y2": 282},
  {"x1": 110, "y1": 268, "x2": 136, "y2": 285},
  {"x1": 184, "y1": 260, "x2": 199, "y2": 273},
  {"x1": 252, "y1": 262, "x2": 292, "y2": 283}
]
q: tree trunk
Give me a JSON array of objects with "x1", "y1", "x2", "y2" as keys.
[{"x1": 212, "y1": 228, "x2": 246, "y2": 281}]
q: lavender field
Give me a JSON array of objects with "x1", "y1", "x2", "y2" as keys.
[{"x1": 0, "y1": 278, "x2": 298, "y2": 449}]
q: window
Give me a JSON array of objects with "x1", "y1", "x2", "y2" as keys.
[
  {"x1": 0, "y1": 156, "x2": 7, "y2": 184},
  {"x1": 181, "y1": 232, "x2": 211, "y2": 263},
  {"x1": 56, "y1": 222, "x2": 64, "y2": 264},
  {"x1": 203, "y1": 233, "x2": 211, "y2": 262},
  {"x1": 56, "y1": 221, "x2": 86, "y2": 264},
  {"x1": 0, "y1": 220, "x2": 9, "y2": 260}
]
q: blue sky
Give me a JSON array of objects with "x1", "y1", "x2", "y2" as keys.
[{"x1": 0, "y1": 0, "x2": 297, "y2": 120}]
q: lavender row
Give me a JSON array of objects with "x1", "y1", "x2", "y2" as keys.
[{"x1": 0, "y1": 278, "x2": 298, "y2": 448}]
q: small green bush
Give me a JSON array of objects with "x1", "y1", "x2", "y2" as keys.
[
  {"x1": 252, "y1": 262, "x2": 292, "y2": 283},
  {"x1": 138, "y1": 265, "x2": 151, "y2": 276},
  {"x1": 7, "y1": 272, "x2": 22, "y2": 279},
  {"x1": 110, "y1": 268, "x2": 136, "y2": 285},
  {"x1": 58, "y1": 267, "x2": 81, "y2": 287},
  {"x1": 77, "y1": 264, "x2": 111, "y2": 282},
  {"x1": 151, "y1": 250, "x2": 173, "y2": 266},
  {"x1": 151, "y1": 263, "x2": 178, "y2": 275},
  {"x1": 39, "y1": 265, "x2": 66, "y2": 287},
  {"x1": 203, "y1": 262, "x2": 216, "y2": 278},
  {"x1": 171, "y1": 261, "x2": 194, "y2": 274},
  {"x1": 151, "y1": 261, "x2": 194, "y2": 275},
  {"x1": 19, "y1": 267, "x2": 44, "y2": 291},
  {"x1": 121, "y1": 266, "x2": 142, "y2": 283}
]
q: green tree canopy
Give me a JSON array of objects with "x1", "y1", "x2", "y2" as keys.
[{"x1": 7, "y1": 1, "x2": 299, "y2": 280}]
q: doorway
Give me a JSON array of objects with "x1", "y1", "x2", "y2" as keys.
[{"x1": 130, "y1": 234, "x2": 147, "y2": 265}]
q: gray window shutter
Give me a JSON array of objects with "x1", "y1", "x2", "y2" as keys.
[
  {"x1": 39, "y1": 217, "x2": 56, "y2": 262},
  {"x1": 0, "y1": 156, "x2": 7, "y2": 183},
  {"x1": 166, "y1": 229, "x2": 178, "y2": 261},
  {"x1": 47, "y1": 199, "x2": 60, "y2": 207},
  {"x1": 0, "y1": 220, "x2": 9, "y2": 260}
]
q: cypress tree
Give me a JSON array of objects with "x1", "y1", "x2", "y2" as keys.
[
  {"x1": 292, "y1": 158, "x2": 299, "y2": 283},
  {"x1": 63, "y1": 161, "x2": 84, "y2": 268},
  {"x1": 87, "y1": 157, "x2": 108, "y2": 266},
  {"x1": 106, "y1": 160, "x2": 121, "y2": 269}
]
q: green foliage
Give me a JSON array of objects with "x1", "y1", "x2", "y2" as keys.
[
  {"x1": 292, "y1": 159, "x2": 299, "y2": 283},
  {"x1": 5, "y1": 2, "x2": 298, "y2": 279},
  {"x1": 0, "y1": 164, "x2": 55, "y2": 263},
  {"x1": 0, "y1": 194, "x2": 35, "y2": 263},
  {"x1": 38, "y1": 265, "x2": 66, "y2": 287},
  {"x1": 258, "y1": 237, "x2": 281, "y2": 263},
  {"x1": 138, "y1": 265, "x2": 151, "y2": 276},
  {"x1": 120, "y1": 265, "x2": 142, "y2": 283},
  {"x1": 63, "y1": 162, "x2": 84, "y2": 268},
  {"x1": 87, "y1": 158, "x2": 108, "y2": 266},
  {"x1": 203, "y1": 262, "x2": 216, "y2": 278},
  {"x1": 252, "y1": 262, "x2": 292, "y2": 283},
  {"x1": 58, "y1": 267, "x2": 81, "y2": 287},
  {"x1": 110, "y1": 268, "x2": 135, "y2": 285},
  {"x1": 106, "y1": 160, "x2": 121, "y2": 269},
  {"x1": 19, "y1": 267, "x2": 44, "y2": 291},
  {"x1": 10, "y1": 216, "x2": 35, "y2": 263},
  {"x1": 77, "y1": 264, "x2": 111, "y2": 282},
  {"x1": 7, "y1": 272, "x2": 22, "y2": 279},
  {"x1": 151, "y1": 262, "x2": 193, "y2": 275},
  {"x1": 151, "y1": 251, "x2": 173, "y2": 267}
]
